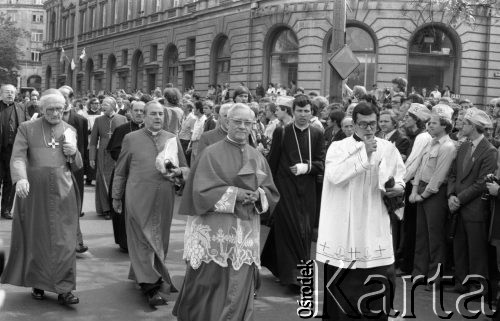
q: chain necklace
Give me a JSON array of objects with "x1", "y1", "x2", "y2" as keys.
[
  {"x1": 292, "y1": 124, "x2": 312, "y2": 172},
  {"x1": 42, "y1": 120, "x2": 66, "y2": 149}
]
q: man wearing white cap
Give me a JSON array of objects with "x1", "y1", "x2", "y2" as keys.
[
  {"x1": 410, "y1": 104, "x2": 456, "y2": 289},
  {"x1": 1, "y1": 89, "x2": 82, "y2": 304},
  {"x1": 398, "y1": 103, "x2": 432, "y2": 275},
  {"x1": 448, "y1": 107, "x2": 497, "y2": 293}
]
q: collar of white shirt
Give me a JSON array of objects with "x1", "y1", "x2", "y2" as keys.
[{"x1": 385, "y1": 130, "x2": 397, "y2": 140}]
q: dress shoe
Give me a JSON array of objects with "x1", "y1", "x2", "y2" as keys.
[
  {"x1": 31, "y1": 288, "x2": 45, "y2": 300},
  {"x1": 103, "y1": 211, "x2": 111, "y2": 220},
  {"x1": 1, "y1": 210, "x2": 12, "y2": 220},
  {"x1": 76, "y1": 244, "x2": 88, "y2": 254},
  {"x1": 147, "y1": 291, "x2": 167, "y2": 307},
  {"x1": 80, "y1": 212, "x2": 85, "y2": 217},
  {"x1": 58, "y1": 292, "x2": 79, "y2": 305}
]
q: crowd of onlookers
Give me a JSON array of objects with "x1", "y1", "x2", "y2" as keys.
[{"x1": 6, "y1": 77, "x2": 500, "y2": 303}]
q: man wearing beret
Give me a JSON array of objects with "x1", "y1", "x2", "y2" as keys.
[
  {"x1": 448, "y1": 107, "x2": 497, "y2": 293},
  {"x1": 410, "y1": 104, "x2": 456, "y2": 289}
]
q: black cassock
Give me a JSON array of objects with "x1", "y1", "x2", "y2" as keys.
[
  {"x1": 261, "y1": 123, "x2": 324, "y2": 286},
  {"x1": 107, "y1": 121, "x2": 143, "y2": 251}
]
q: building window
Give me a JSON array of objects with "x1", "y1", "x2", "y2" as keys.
[
  {"x1": 98, "y1": 54, "x2": 104, "y2": 69},
  {"x1": 7, "y1": 11, "x2": 16, "y2": 22},
  {"x1": 126, "y1": 0, "x2": 133, "y2": 20},
  {"x1": 89, "y1": 7, "x2": 96, "y2": 31},
  {"x1": 150, "y1": 44, "x2": 158, "y2": 62},
  {"x1": 323, "y1": 25, "x2": 377, "y2": 93},
  {"x1": 408, "y1": 24, "x2": 459, "y2": 96},
  {"x1": 267, "y1": 28, "x2": 298, "y2": 90},
  {"x1": 80, "y1": 11, "x2": 86, "y2": 34},
  {"x1": 122, "y1": 49, "x2": 128, "y2": 65},
  {"x1": 100, "y1": 4, "x2": 106, "y2": 28},
  {"x1": 70, "y1": 14, "x2": 75, "y2": 36},
  {"x1": 61, "y1": 17, "x2": 67, "y2": 38},
  {"x1": 186, "y1": 37, "x2": 196, "y2": 57},
  {"x1": 138, "y1": 0, "x2": 145, "y2": 16},
  {"x1": 163, "y1": 44, "x2": 178, "y2": 87},
  {"x1": 211, "y1": 36, "x2": 230, "y2": 86},
  {"x1": 31, "y1": 32, "x2": 43, "y2": 42},
  {"x1": 31, "y1": 51, "x2": 41, "y2": 62},
  {"x1": 153, "y1": 0, "x2": 161, "y2": 12},
  {"x1": 32, "y1": 14, "x2": 43, "y2": 23}
]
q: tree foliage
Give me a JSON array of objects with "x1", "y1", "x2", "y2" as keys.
[
  {"x1": 0, "y1": 12, "x2": 29, "y2": 85},
  {"x1": 404, "y1": 0, "x2": 499, "y2": 27}
]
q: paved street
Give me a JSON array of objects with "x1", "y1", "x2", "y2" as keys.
[{"x1": 0, "y1": 186, "x2": 492, "y2": 320}]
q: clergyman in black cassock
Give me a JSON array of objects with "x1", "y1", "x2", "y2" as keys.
[
  {"x1": 261, "y1": 95, "x2": 324, "y2": 289},
  {"x1": 107, "y1": 101, "x2": 145, "y2": 251}
]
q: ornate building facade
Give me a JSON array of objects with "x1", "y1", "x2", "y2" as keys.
[
  {"x1": 42, "y1": 0, "x2": 500, "y2": 105},
  {"x1": 1, "y1": 0, "x2": 45, "y2": 91}
]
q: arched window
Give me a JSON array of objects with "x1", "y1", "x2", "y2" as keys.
[
  {"x1": 267, "y1": 28, "x2": 298, "y2": 90},
  {"x1": 163, "y1": 45, "x2": 178, "y2": 88},
  {"x1": 210, "y1": 35, "x2": 230, "y2": 86},
  {"x1": 408, "y1": 24, "x2": 460, "y2": 95},
  {"x1": 131, "y1": 50, "x2": 144, "y2": 91},
  {"x1": 107, "y1": 54, "x2": 117, "y2": 91},
  {"x1": 45, "y1": 65, "x2": 52, "y2": 89},
  {"x1": 325, "y1": 25, "x2": 377, "y2": 92},
  {"x1": 27, "y1": 75, "x2": 42, "y2": 91},
  {"x1": 86, "y1": 58, "x2": 94, "y2": 92}
]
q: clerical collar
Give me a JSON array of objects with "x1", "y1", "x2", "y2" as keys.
[
  {"x1": 294, "y1": 123, "x2": 310, "y2": 132},
  {"x1": 147, "y1": 129, "x2": 161, "y2": 136},
  {"x1": 225, "y1": 136, "x2": 246, "y2": 148},
  {"x1": 352, "y1": 133, "x2": 363, "y2": 142},
  {"x1": 107, "y1": 112, "x2": 115, "y2": 118},
  {"x1": 133, "y1": 121, "x2": 144, "y2": 127}
]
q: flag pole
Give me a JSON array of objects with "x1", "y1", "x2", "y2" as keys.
[{"x1": 72, "y1": 0, "x2": 80, "y2": 90}]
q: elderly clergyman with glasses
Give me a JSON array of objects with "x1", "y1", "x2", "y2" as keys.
[
  {"x1": 174, "y1": 103, "x2": 279, "y2": 320},
  {"x1": 317, "y1": 101, "x2": 406, "y2": 320},
  {"x1": 1, "y1": 89, "x2": 82, "y2": 305}
]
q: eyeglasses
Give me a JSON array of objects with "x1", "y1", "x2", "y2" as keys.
[
  {"x1": 229, "y1": 118, "x2": 254, "y2": 127},
  {"x1": 356, "y1": 121, "x2": 378, "y2": 129},
  {"x1": 45, "y1": 107, "x2": 64, "y2": 115}
]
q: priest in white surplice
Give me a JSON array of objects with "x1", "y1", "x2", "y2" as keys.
[{"x1": 317, "y1": 102, "x2": 406, "y2": 321}]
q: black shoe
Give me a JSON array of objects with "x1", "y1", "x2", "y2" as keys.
[
  {"x1": 76, "y1": 244, "x2": 88, "y2": 254},
  {"x1": 80, "y1": 212, "x2": 85, "y2": 217},
  {"x1": 103, "y1": 211, "x2": 111, "y2": 220},
  {"x1": 1, "y1": 210, "x2": 12, "y2": 220},
  {"x1": 58, "y1": 292, "x2": 79, "y2": 305},
  {"x1": 31, "y1": 288, "x2": 45, "y2": 300},
  {"x1": 147, "y1": 291, "x2": 167, "y2": 307},
  {"x1": 85, "y1": 181, "x2": 93, "y2": 186}
]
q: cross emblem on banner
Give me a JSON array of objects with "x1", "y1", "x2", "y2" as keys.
[{"x1": 48, "y1": 137, "x2": 59, "y2": 149}]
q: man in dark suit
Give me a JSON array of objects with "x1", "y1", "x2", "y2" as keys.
[
  {"x1": 378, "y1": 109, "x2": 411, "y2": 275},
  {"x1": 378, "y1": 110, "x2": 410, "y2": 160},
  {"x1": 448, "y1": 107, "x2": 497, "y2": 293},
  {"x1": 59, "y1": 86, "x2": 89, "y2": 254},
  {"x1": 0, "y1": 84, "x2": 30, "y2": 219},
  {"x1": 106, "y1": 101, "x2": 145, "y2": 252},
  {"x1": 197, "y1": 103, "x2": 231, "y2": 156}
]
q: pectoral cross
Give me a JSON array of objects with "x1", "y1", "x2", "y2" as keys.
[
  {"x1": 107, "y1": 130, "x2": 113, "y2": 138},
  {"x1": 48, "y1": 137, "x2": 59, "y2": 149}
]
